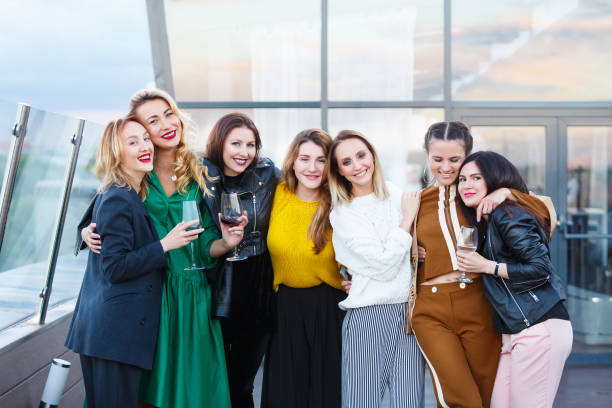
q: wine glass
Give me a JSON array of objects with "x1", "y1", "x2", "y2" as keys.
[
  {"x1": 221, "y1": 192, "x2": 247, "y2": 262},
  {"x1": 456, "y1": 226, "x2": 477, "y2": 284},
  {"x1": 183, "y1": 200, "x2": 205, "y2": 270}
]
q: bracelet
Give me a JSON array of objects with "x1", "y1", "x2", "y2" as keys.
[{"x1": 494, "y1": 263, "x2": 500, "y2": 277}]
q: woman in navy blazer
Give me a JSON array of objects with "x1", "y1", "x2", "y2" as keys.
[{"x1": 65, "y1": 117, "x2": 202, "y2": 407}]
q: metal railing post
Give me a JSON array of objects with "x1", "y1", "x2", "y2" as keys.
[
  {"x1": 0, "y1": 103, "x2": 31, "y2": 252},
  {"x1": 37, "y1": 119, "x2": 85, "y2": 324}
]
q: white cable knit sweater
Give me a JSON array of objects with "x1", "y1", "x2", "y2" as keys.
[{"x1": 330, "y1": 182, "x2": 414, "y2": 310}]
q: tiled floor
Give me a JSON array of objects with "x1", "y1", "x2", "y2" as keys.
[{"x1": 253, "y1": 364, "x2": 612, "y2": 407}]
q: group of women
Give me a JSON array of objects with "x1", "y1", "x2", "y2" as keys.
[{"x1": 65, "y1": 88, "x2": 572, "y2": 408}]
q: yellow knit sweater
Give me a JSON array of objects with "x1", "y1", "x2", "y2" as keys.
[{"x1": 267, "y1": 183, "x2": 343, "y2": 292}]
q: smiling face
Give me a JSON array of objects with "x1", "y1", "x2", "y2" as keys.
[
  {"x1": 427, "y1": 138, "x2": 467, "y2": 186},
  {"x1": 134, "y1": 98, "x2": 183, "y2": 150},
  {"x1": 222, "y1": 126, "x2": 256, "y2": 176},
  {"x1": 335, "y1": 137, "x2": 375, "y2": 196},
  {"x1": 293, "y1": 141, "x2": 326, "y2": 195},
  {"x1": 119, "y1": 121, "x2": 154, "y2": 184},
  {"x1": 458, "y1": 161, "x2": 488, "y2": 208}
]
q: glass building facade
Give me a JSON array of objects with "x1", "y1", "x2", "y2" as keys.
[
  {"x1": 147, "y1": 0, "x2": 612, "y2": 363},
  {"x1": 0, "y1": 0, "x2": 610, "y2": 366}
]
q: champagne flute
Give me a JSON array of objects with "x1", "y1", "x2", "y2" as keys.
[
  {"x1": 456, "y1": 226, "x2": 477, "y2": 284},
  {"x1": 221, "y1": 192, "x2": 247, "y2": 262},
  {"x1": 183, "y1": 200, "x2": 205, "y2": 270}
]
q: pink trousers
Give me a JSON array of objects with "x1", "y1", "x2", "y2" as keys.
[{"x1": 491, "y1": 318, "x2": 573, "y2": 408}]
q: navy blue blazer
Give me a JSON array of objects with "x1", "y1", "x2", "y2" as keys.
[{"x1": 65, "y1": 185, "x2": 167, "y2": 370}]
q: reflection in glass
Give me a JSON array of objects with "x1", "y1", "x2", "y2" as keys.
[
  {"x1": 165, "y1": 0, "x2": 320, "y2": 101},
  {"x1": 453, "y1": 0, "x2": 612, "y2": 101},
  {"x1": 185, "y1": 108, "x2": 321, "y2": 165},
  {"x1": 328, "y1": 108, "x2": 444, "y2": 191},
  {"x1": 0, "y1": 109, "x2": 79, "y2": 330},
  {"x1": 0, "y1": 100, "x2": 16, "y2": 190},
  {"x1": 329, "y1": 0, "x2": 443, "y2": 101},
  {"x1": 566, "y1": 126, "x2": 612, "y2": 347},
  {"x1": 470, "y1": 126, "x2": 546, "y2": 194}
]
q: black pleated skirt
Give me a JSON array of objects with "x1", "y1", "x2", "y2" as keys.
[{"x1": 262, "y1": 283, "x2": 346, "y2": 408}]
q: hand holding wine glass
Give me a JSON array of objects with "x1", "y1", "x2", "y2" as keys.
[
  {"x1": 221, "y1": 192, "x2": 248, "y2": 262},
  {"x1": 182, "y1": 200, "x2": 206, "y2": 270},
  {"x1": 218, "y1": 210, "x2": 247, "y2": 250},
  {"x1": 455, "y1": 226, "x2": 477, "y2": 285}
]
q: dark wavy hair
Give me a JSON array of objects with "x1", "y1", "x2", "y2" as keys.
[{"x1": 458, "y1": 151, "x2": 550, "y2": 239}]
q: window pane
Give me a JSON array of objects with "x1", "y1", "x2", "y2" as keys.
[
  {"x1": 470, "y1": 126, "x2": 546, "y2": 194},
  {"x1": 185, "y1": 109, "x2": 321, "y2": 165},
  {"x1": 566, "y1": 126, "x2": 612, "y2": 349},
  {"x1": 329, "y1": 0, "x2": 444, "y2": 101},
  {"x1": 165, "y1": 0, "x2": 320, "y2": 102},
  {"x1": 328, "y1": 109, "x2": 444, "y2": 190},
  {"x1": 453, "y1": 0, "x2": 612, "y2": 101},
  {"x1": 0, "y1": 108, "x2": 79, "y2": 330}
]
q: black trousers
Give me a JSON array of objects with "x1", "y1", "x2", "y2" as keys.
[
  {"x1": 80, "y1": 354, "x2": 141, "y2": 408},
  {"x1": 222, "y1": 327, "x2": 270, "y2": 408},
  {"x1": 261, "y1": 284, "x2": 346, "y2": 408}
]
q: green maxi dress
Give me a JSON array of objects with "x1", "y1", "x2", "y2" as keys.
[{"x1": 138, "y1": 171, "x2": 231, "y2": 407}]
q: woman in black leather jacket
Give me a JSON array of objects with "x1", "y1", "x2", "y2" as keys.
[
  {"x1": 203, "y1": 112, "x2": 279, "y2": 408},
  {"x1": 455, "y1": 151, "x2": 572, "y2": 408}
]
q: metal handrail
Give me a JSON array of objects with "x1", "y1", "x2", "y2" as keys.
[
  {"x1": 0, "y1": 103, "x2": 30, "y2": 252},
  {"x1": 37, "y1": 119, "x2": 85, "y2": 325}
]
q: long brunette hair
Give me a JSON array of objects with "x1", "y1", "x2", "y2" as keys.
[{"x1": 281, "y1": 129, "x2": 332, "y2": 253}]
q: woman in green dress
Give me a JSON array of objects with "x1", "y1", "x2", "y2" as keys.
[
  {"x1": 131, "y1": 89, "x2": 247, "y2": 408},
  {"x1": 82, "y1": 90, "x2": 242, "y2": 407}
]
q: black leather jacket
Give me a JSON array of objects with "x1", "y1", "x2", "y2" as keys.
[
  {"x1": 202, "y1": 157, "x2": 279, "y2": 257},
  {"x1": 481, "y1": 204, "x2": 566, "y2": 334},
  {"x1": 201, "y1": 157, "x2": 279, "y2": 318}
]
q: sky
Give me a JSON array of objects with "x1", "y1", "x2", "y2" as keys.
[{"x1": 0, "y1": 0, "x2": 155, "y2": 124}]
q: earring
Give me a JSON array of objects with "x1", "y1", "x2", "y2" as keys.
[{"x1": 422, "y1": 167, "x2": 435, "y2": 185}]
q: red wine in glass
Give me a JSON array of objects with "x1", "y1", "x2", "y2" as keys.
[
  {"x1": 221, "y1": 192, "x2": 247, "y2": 261},
  {"x1": 220, "y1": 215, "x2": 241, "y2": 227}
]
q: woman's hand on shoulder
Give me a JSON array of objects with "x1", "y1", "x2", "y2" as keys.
[
  {"x1": 477, "y1": 187, "x2": 516, "y2": 221},
  {"x1": 400, "y1": 191, "x2": 421, "y2": 231},
  {"x1": 160, "y1": 220, "x2": 203, "y2": 252},
  {"x1": 81, "y1": 223, "x2": 101, "y2": 254}
]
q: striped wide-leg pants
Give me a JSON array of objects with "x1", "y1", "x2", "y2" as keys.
[{"x1": 342, "y1": 302, "x2": 425, "y2": 408}]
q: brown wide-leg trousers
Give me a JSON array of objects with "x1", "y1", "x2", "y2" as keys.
[{"x1": 412, "y1": 278, "x2": 501, "y2": 408}]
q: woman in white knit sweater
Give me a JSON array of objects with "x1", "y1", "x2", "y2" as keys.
[{"x1": 328, "y1": 130, "x2": 425, "y2": 408}]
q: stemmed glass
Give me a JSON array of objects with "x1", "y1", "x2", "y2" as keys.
[
  {"x1": 456, "y1": 226, "x2": 477, "y2": 284},
  {"x1": 221, "y1": 192, "x2": 247, "y2": 262},
  {"x1": 183, "y1": 200, "x2": 205, "y2": 270}
]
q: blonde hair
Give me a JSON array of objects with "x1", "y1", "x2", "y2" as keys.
[
  {"x1": 328, "y1": 130, "x2": 388, "y2": 207},
  {"x1": 281, "y1": 129, "x2": 333, "y2": 254},
  {"x1": 96, "y1": 116, "x2": 149, "y2": 200},
  {"x1": 128, "y1": 88, "x2": 214, "y2": 197}
]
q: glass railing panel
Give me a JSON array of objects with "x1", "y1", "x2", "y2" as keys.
[
  {"x1": 48, "y1": 121, "x2": 103, "y2": 310},
  {"x1": 0, "y1": 100, "x2": 17, "y2": 190},
  {"x1": 0, "y1": 107, "x2": 80, "y2": 330}
]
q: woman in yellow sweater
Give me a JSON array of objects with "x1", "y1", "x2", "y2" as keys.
[{"x1": 261, "y1": 129, "x2": 345, "y2": 408}]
